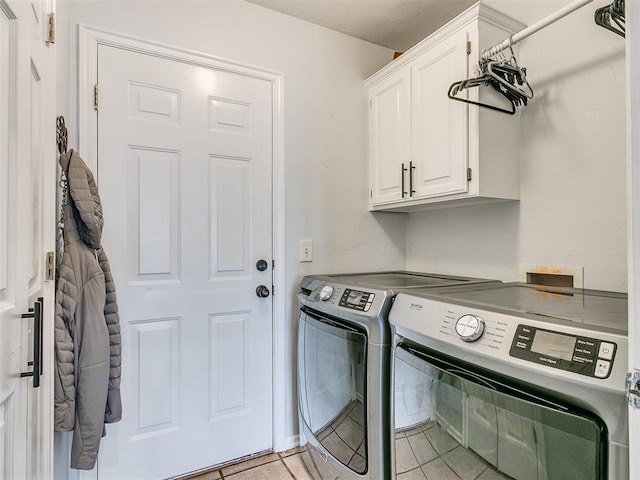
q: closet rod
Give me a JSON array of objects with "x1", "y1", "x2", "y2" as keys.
[{"x1": 481, "y1": 0, "x2": 595, "y2": 60}]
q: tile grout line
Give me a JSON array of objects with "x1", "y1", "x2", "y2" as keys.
[
  {"x1": 225, "y1": 459, "x2": 285, "y2": 479},
  {"x1": 279, "y1": 454, "x2": 298, "y2": 479}
]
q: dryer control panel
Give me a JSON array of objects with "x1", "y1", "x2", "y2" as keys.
[
  {"x1": 339, "y1": 289, "x2": 376, "y2": 312},
  {"x1": 509, "y1": 325, "x2": 616, "y2": 379}
]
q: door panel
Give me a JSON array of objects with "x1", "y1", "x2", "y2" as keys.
[
  {"x1": 96, "y1": 45, "x2": 273, "y2": 479},
  {"x1": 29, "y1": 61, "x2": 42, "y2": 293},
  {"x1": 0, "y1": 6, "x2": 12, "y2": 305},
  {"x1": 369, "y1": 70, "x2": 411, "y2": 206},
  {"x1": 127, "y1": 147, "x2": 179, "y2": 282},
  {"x1": 129, "y1": 318, "x2": 180, "y2": 439},
  {"x1": 411, "y1": 29, "x2": 469, "y2": 199}
]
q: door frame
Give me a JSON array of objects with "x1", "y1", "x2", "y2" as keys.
[
  {"x1": 627, "y1": 1, "x2": 639, "y2": 478},
  {"x1": 76, "y1": 23, "x2": 288, "y2": 457}
]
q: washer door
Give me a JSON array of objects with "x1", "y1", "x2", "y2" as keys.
[
  {"x1": 393, "y1": 342, "x2": 607, "y2": 480},
  {"x1": 298, "y1": 307, "x2": 368, "y2": 473}
]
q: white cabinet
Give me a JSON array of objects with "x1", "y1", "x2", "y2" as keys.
[{"x1": 367, "y1": 3, "x2": 525, "y2": 212}]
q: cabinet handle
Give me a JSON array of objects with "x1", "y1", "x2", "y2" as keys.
[
  {"x1": 20, "y1": 297, "x2": 43, "y2": 388},
  {"x1": 401, "y1": 163, "x2": 408, "y2": 198},
  {"x1": 409, "y1": 161, "x2": 416, "y2": 197}
]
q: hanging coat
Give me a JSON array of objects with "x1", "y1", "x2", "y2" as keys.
[{"x1": 54, "y1": 149, "x2": 122, "y2": 470}]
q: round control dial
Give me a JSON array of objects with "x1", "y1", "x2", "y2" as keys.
[
  {"x1": 319, "y1": 285, "x2": 334, "y2": 301},
  {"x1": 455, "y1": 314, "x2": 485, "y2": 342}
]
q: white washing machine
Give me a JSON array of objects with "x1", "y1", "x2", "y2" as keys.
[{"x1": 389, "y1": 282, "x2": 628, "y2": 480}]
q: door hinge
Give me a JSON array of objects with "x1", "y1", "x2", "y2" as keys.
[
  {"x1": 46, "y1": 252, "x2": 55, "y2": 280},
  {"x1": 47, "y1": 13, "x2": 56, "y2": 44},
  {"x1": 467, "y1": 167, "x2": 472, "y2": 181},
  {"x1": 272, "y1": 259, "x2": 275, "y2": 270},
  {"x1": 466, "y1": 41, "x2": 472, "y2": 56},
  {"x1": 94, "y1": 84, "x2": 99, "y2": 110},
  {"x1": 626, "y1": 369, "x2": 640, "y2": 408}
]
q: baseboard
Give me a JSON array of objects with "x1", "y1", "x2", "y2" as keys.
[{"x1": 275, "y1": 434, "x2": 300, "y2": 453}]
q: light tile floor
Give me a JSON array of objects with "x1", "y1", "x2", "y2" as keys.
[
  {"x1": 180, "y1": 418, "x2": 512, "y2": 480},
  {"x1": 395, "y1": 420, "x2": 510, "y2": 480},
  {"x1": 181, "y1": 448, "x2": 313, "y2": 480}
]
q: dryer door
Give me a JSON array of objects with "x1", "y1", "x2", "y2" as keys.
[
  {"x1": 393, "y1": 342, "x2": 608, "y2": 480},
  {"x1": 298, "y1": 307, "x2": 368, "y2": 473}
]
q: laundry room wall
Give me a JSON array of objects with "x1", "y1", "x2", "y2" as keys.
[
  {"x1": 404, "y1": 0, "x2": 627, "y2": 292},
  {"x1": 54, "y1": 0, "x2": 405, "y2": 461}
]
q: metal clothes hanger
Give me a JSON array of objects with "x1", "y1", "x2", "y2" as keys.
[
  {"x1": 595, "y1": 0, "x2": 625, "y2": 37},
  {"x1": 448, "y1": 41, "x2": 533, "y2": 115},
  {"x1": 486, "y1": 51, "x2": 533, "y2": 102},
  {"x1": 448, "y1": 75, "x2": 517, "y2": 115}
]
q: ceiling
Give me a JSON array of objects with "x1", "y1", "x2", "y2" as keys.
[{"x1": 244, "y1": 0, "x2": 479, "y2": 51}]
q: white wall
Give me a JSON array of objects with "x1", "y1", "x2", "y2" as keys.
[
  {"x1": 55, "y1": 0, "x2": 405, "y2": 465},
  {"x1": 405, "y1": 0, "x2": 627, "y2": 292}
]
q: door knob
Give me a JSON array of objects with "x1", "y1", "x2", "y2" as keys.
[
  {"x1": 256, "y1": 285, "x2": 270, "y2": 298},
  {"x1": 256, "y1": 259, "x2": 268, "y2": 272}
]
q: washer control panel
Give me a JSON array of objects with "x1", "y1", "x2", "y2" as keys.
[
  {"x1": 509, "y1": 324, "x2": 617, "y2": 379},
  {"x1": 339, "y1": 289, "x2": 376, "y2": 312}
]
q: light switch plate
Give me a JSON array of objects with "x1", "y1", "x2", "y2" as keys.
[{"x1": 300, "y1": 240, "x2": 313, "y2": 262}]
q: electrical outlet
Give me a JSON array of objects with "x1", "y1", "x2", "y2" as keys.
[{"x1": 300, "y1": 239, "x2": 313, "y2": 262}]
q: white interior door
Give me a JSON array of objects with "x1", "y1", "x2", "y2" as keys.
[
  {"x1": 0, "y1": 0, "x2": 55, "y2": 478},
  {"x1": 0, "y1": 8, "x2": 26, "y2": 478},
  {"x1": 95, "y1": 44, "x2": 274, "y2": 479}
]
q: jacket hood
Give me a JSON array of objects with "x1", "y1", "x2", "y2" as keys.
[{"x1": 59, "y1": 149, "x2": 104, "y2": 249}]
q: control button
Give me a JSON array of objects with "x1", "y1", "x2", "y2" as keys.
[
  {"x1": 594, "y1": 359, "x2": 611, "y2": 378},
  {"x1": 575, "y1": 347, "x2": 594, "y2": 356},
  {"x1": 537, "y1": 355, "x2": 560, "y2": 367},
  {"x1": 455, "y1": 314, "x2": 485, "y2": 342},
  {"x1": 572, "y1": 356, "x2": 594, "y2": 365},
  {"x1": 319, "y1": 285, "x2": 334, "y2": 301},
  {"x1": 598, "y1": 342, "x2": 615, "y2": 360}
]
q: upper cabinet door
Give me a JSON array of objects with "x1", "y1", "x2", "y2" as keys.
[
  {"x1": 369, "y1": 68, "x2": 411, "y2": 206},
  {"x1": 411, "y1": 28, "x2": 470, "y2": 199}
]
